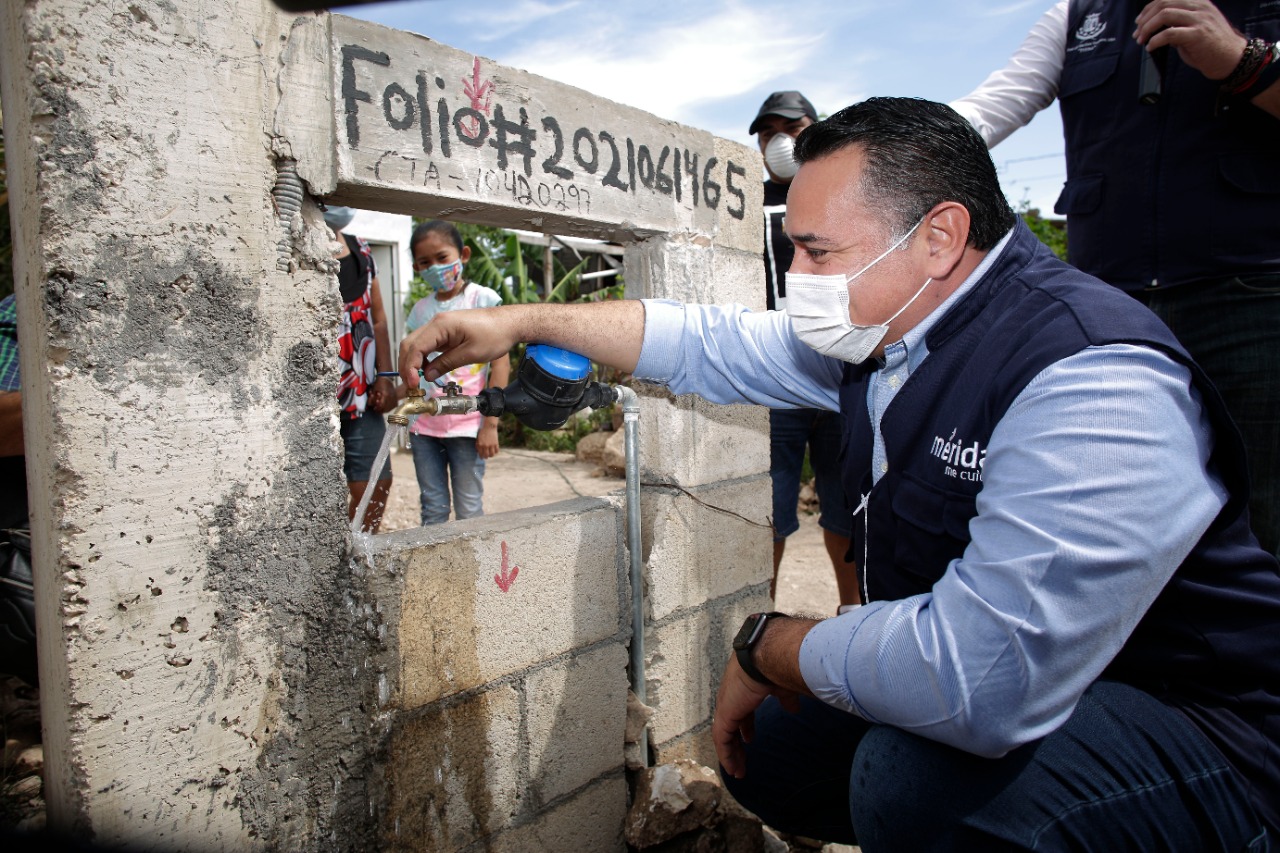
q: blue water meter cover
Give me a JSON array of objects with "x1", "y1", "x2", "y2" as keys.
[{"x1": 525, "y1": 345, "x2": 591, "y2": 380}]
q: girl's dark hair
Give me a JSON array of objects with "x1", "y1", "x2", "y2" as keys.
[
  {"x1": 794, "y1": 97, "x2": 1016, "y2": 250},
  {"x1": 410, "y1": 220, "x2": 464, "y2": 255}
]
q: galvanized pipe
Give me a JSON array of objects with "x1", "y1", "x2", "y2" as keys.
[{"x1": 614, "y1": 385, "x2": 647, "y2": 766}]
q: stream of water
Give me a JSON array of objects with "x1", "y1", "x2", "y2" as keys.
[{"x1": 350, "y1": 422, "x2": 405, "y2": 536}]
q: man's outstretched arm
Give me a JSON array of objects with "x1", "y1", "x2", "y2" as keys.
[{"x1": 399, "y1": 299, "x2": 646, "y2": 389}]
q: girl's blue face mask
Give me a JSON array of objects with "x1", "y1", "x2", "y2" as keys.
[{"x1": 419, "y1": 259, "x2": 463, "y2": 293}]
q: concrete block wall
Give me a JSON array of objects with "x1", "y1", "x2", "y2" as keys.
[
  {"x1": 364, "y1": 500, "x2": 633, "y2": 852},
  {"x1": 1, "y1": 2, "x2": 771, "y2": 849}
]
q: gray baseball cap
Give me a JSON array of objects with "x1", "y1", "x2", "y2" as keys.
[{"x1": 749, "y1": 91, "x2": 818, "y2": 135}]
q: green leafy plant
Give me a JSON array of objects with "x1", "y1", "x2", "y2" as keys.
[
  {"x1": 501, "y1": 406, "x2": 613, "y2": 454},
  {"x1": 1018, "y1": 201, "x2": 1067, "y2": 261},
  {"x1": 463, "y1": 226, "x2": 587, "y2": 306}
]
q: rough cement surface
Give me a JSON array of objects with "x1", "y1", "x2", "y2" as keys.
[
  {"x1": 3, "y1": 1, "x2": 382, "y2": 848},
  {"x1": 385, "y1": 501, "x2": 624, "y2": 709},
  {"x1": 525, "y1": 644, "x2": 629, "y2": 805},
  {"x1": 642, "y1": 478, "x2": 774, "y2": 621}
]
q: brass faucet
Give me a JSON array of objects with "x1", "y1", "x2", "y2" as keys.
[
  {"x1": 387, "y1": 387, "x2": 434, "y2": 425},
  {"x1": 387, "y1": 381, "x2": 476, "y2": 425}
]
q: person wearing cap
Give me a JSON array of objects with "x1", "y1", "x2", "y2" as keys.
[
  {"x1": 750, "y1": 91, "x2": 860, "y2": 609},
  {"x1": 325, "y1": 205, "x2": 396, "y2": 533}
]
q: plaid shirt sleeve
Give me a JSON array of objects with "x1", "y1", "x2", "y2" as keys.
[{"x1": 0, "y1": 295, "x2": 19, "y2": 392}]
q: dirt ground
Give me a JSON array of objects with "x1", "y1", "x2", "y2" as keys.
[{"x1": 378, "y1": 444, "x2": 843, "y2": 617}]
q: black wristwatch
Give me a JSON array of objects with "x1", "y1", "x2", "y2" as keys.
[{"x1": 732, "y1": 611, "x2": 785, "y2": 687}]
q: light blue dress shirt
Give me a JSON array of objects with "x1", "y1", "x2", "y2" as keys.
[{"x1": 633, "y1": 231, "x2": 1228, "y2": 757}]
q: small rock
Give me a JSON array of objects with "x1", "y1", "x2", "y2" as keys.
[
  {"x1": 13, "y1": 745, "x2": 42, "y2": 777},
  {"x1": 7, "y1": 773, "x2": 42, "y2": 802},
  {"x1": 625, "y1": 760, "x2": 721, "y2": 848},
  {"x1": 575, "y1": 431, "x2": 609, "y2": 465},
  {"x1": 602, "y1": 429, "x2": 626, "y2": 477},
  {"x1": 625, "y1": 760, "x2": 767, "y2": 852},
  {"x1": 798, "y1": 483, "x2": 818, "y2": 514},
  {"x1": 15, "y1": 807, "x2": 47, "y2": 833}
]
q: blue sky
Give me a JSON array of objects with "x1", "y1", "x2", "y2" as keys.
[{"x1": 343, "y1": 0, "x2": 1067, "y2": 216}]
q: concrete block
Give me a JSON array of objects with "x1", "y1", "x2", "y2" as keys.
[
  {"x1": 712, "y1": 243, "x2": 768, "y2": 313},
  {"x1": 488, "y1": 774, "x2": 627, "y2": 853},
  {"x1": 645, "y1": 611, "x2": 712, "y2": 749},
  {"x1": 643, "y1": 479, "x2": 773, "y2": 622},
  {"x1": 644, "y1": 596, "x2": 769, "y2": 748},
  {"x1": 391, "y1": 501, "x2": 623, "y2": 709},
  {"x1": 633, "y1": 387, "x2": 770, "y2": 489},
  {"x1": 709, "y1": 136, "x2": 765, "y2": 255},
  {"x1": 624, "y1": 238, "x2": 763, "y2": 310},
  {"x1": 383, "y1": 685, "x2": 522, "y2": 851},
  {"x1": 525, "y1": 644, "x2": 630, "y2": 805}
]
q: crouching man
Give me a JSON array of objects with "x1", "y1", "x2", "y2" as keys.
[{"x1": 399, "y1": 97, "x2": 1279, "y2": 850}]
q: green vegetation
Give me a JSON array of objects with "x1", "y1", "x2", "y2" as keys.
[
  {"x1": 1019, "y1": 202, "x2": 1067, "y2": 260},
  {"x1": 404, "y1": 222, "x2": 621, "y2": 313},
  {"x1": 500, "y1": 405, "x2": 614, "y2": 454}
]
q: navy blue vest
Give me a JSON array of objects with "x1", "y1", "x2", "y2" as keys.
[
  {"x1": 1054, "y1": 0, "x2": 1280, "y2": 290},
  {"x1": 839, "y1": 222, "x2": 1280, "y2": 831}
]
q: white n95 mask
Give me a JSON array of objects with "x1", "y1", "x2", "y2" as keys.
[
  {"x1": 764, "y1": 133, "x2": 799, "y2": 181},
  {"x1": 786, "y1": 217, "x2": 932, "y2": 364}
]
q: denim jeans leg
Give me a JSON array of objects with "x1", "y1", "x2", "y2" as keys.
[
  {"x1": 720, "y1": 695, "x2": 867, "y2": 845},
  {"x1": 807, "y1": 411, "x2": 853, "y2": 538},
  {"x1": 723, "y1": 684, "x2": 1266, "y2": 850},
  {"x1": 1138, "y1": 274, "x2": 1280, "y2": 558},
  {"x1": 770, "y1": 408, "x2": 819, "y2": 541},
  {"x1": 445, "y1": 437, "x2": 485, "y2": 520},
  {"x1": 410, "y1": 433, "x2": 452, "y2": 525},
  {"x1": 850, "y1": 682, "x2": 1265, "y2": 851}
]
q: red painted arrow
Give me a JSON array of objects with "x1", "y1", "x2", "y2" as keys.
[
  {"x1": 495, "y1": 540, "x2": 519, "y2": 593},
  {"x1": 460, "y1": 57, "x2": 493, "y2": 139}
]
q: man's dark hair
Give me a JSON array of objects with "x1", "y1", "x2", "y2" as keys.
[
  {"x1": 410, "y1": 220, "x2": 465, "y2": 255},
  {"x1": 794, "y1": 97, "x2": 1016, "y2": 250}
]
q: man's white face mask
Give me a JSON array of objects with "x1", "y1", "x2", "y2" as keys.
[
  {"x1": 785, "y1": 216, "x2": 933, "y2": 364},
  {"x1": 764, "y1": 133, "x2": 799, "y2": 181}
]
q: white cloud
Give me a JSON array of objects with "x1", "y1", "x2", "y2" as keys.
[
  {"x1": 982, "y1": 1, "x2": 1043, "y2": 17},
  {"x1": 502, "y1": 3, "x2": 824, "y2": 124},
  {"x1": 444, "y1": 0, "x2": 585, "y2": 44}
]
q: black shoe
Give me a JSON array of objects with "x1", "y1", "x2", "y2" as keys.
[{"x1": 0, "y1": 528, "x2": 38, "y2": 687}]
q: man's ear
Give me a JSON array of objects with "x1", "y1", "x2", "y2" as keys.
[{"x1": 921, "y1": 202, "x2": 971, "y2": 280}]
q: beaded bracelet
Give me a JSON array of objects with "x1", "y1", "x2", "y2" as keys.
[
  {"x1": 1234, "y1": 41, "x2": 1280, "y2": 101},
  {"x1": 1220, "y1": 37, "x2": 1271, "y2": 94}
]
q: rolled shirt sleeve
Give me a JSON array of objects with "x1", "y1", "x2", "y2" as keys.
[
  {"x1": 799, "y1": 344, "x2": 1228, "y2": 757},
  {"x1": 634, "y1": 299, "x2": 844, "y2": 411}
]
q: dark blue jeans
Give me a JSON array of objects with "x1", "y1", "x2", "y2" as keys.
[
  {"x1": 770, "y1": 408, "x2": 852, "y2": 540},
  {"x1": 409, "y1": 433, "x2": 485, "y2": 525},
  {"x1": 722, "y1": 682, "x2": 1268, "y2": 851},
  {"x1": 1135, "y1": 274, "x2": 1280, "y2": 559}
]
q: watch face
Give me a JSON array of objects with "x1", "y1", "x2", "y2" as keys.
[{"x1": 733, "y1": 613, "x2": 765, "y2": 650}]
